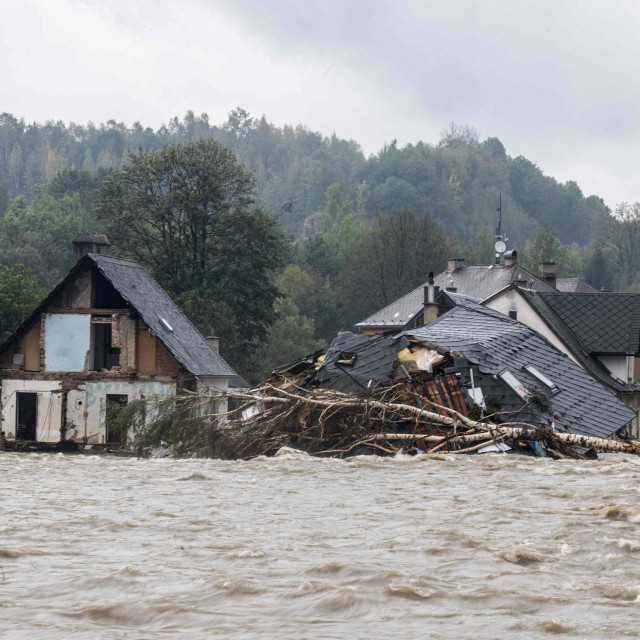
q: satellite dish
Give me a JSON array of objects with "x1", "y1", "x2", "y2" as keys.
[{"x1": 495, "y1": 240, "x2": 506, "y2": 254}]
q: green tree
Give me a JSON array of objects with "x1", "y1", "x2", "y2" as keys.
[
  {"x1": 0, "y1": 264, "x2": 44, "y2": 342},
  {"x1": 463, "y1": 227, "x2": 494, "y2": 265},
  {"x1": 252, "y1": 298, "x2": 324, "y2": 381},
  {"x1": 584, "y1": 247, "x2": 611, "y2": 290},
  {"x1": 0, "y1": 174, "x2": 8, "y2": 216},
  {"x1": 529, "y1": 221, "x2": 561, "y2": 263},
  {"x1": 276, "y1": 265, "x2": 344, "y2": 340},
  {"x1": 5, "y1": 190, "x2": 98, "y2": 248},
  {"x1": 95, "y1": 139, "x2": 288, "y2": 373},
  {"x1": 597, "y1": 203, "x2": 640, "y2": 288},
  {"x1": 48, "y1": 168, "x2": 98, "y2": 210},
  {"x1": 1, "y1": 191, "x2": 100, "y2": 287},
  {"x1": 339, "y1": 208, "x2": 452, "y2": 324}
]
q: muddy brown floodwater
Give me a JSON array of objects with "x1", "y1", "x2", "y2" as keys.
[{"x1": 2, "y1": 451, "x2": 640, "y2": 639}]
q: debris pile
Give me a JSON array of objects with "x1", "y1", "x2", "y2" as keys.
[{"x1": 218, "y1": 305, "x2": 640, "y2": 459}]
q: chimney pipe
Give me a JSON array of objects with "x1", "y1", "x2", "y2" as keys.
[
  {"x1": 503, "y1": 249, "x2": 518, "y2": 268},
  {"x1": 538, "y1": 261, "x2": 557, "y2": 289},
  {"x1": 423, "y1": 272, "x2": 439, "y2": 325},
  {"x1": 72, "y1": 232, "x2": 111, "y2": 261},
  {"x1": 447, "y1": 257, "x2": 465, "y2": 273},
  {"x1": 206, "y1": 327, "x2": 219, "y2": 353}
]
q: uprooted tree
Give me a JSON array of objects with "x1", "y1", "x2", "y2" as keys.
[{"x1": 124, "y1": 384, "x2": 640, "y2": 461}]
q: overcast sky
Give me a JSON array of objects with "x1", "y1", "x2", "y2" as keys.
[{"x1": 3, "y1": 0, "x2": 640, "y2": 208}]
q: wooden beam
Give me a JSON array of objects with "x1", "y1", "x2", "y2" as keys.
[{"x1": 47, "y1": 308, "x2": 133, "y2": 315}]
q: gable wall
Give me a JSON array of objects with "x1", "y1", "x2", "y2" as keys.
[
  {"x1": 484, "y1": 290, "x2": 582, "y2": 367},
  {"x1": 0, "y1": 266, "x2": 186, "y2": 444}
]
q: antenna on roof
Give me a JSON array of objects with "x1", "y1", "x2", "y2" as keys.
[{"x1": 494, "y1": 192, "x2": 508, "y2": 265}]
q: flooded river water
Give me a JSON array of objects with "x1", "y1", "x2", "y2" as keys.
[{"x1": 3, "y1": 451, "x2": 640, "y2": 639}]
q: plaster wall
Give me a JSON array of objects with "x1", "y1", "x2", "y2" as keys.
[
  {"x1": 623, "y1": 394, "x2": 640, "y2": 438},
  {"x1": 600, "y1": 356, "x2": 633, "y2": 384},
  {"x1": 1, "y1": 379, "x2": 62, "y2": 442},
  {"x1": 198, "y1": 376, "x2": 229, "y2": 416},
  {"x1": 484, "y1": 292, "x2": 582, "y2": 367},
  {"x1": 66, "y1": 380, "x2": 176, "y2": 443},
  {"x1": 44, "y1": 314, "x2": 91, "y2": 372}
]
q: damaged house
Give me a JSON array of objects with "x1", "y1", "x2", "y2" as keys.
[
  {"x1": 271, "y1": 300, "x2": 636, "y2": 452},
  {"x1": 482, "y1": 286, "x2": 640, "y2": 436},
  {"x1": 0, "y1": 233, "x2": 237, "y2": 447}
]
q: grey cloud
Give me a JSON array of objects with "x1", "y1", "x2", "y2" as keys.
[{"x1": 5, "y1": 0, "x2": 640, "y2": 205}]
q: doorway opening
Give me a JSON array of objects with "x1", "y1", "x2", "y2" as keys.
[
  {"x1": 105, "y1": 394, "x2": 128, "y2": 446},
  {"x1": 92, "y1": 320, "x2": 121, "y2": 371},
  {"x1": 16, "y1": 392, "x2": 38, "y2": 440}
]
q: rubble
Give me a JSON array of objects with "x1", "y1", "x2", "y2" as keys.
[{"x1": 216, "y1": 304, "x2": 639, "y2": 460}]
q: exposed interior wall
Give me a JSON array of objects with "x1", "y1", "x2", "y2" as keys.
[
  {"x1": 484, "y1": 292, "x2": 582, "y2": 366},
  {"x1": 20, "y1": 325, "x2": 40, "y2": 372},
  {"x1": 66, "y1": 380, "x2": 176, "y2": 443},
  {"x1": 43, "y1": 314, "x2": 91, "y2": 372},
  {"x1": 111, "y1": 315, "x2": 137, "y2": 372},
  {"x1": 156, "y1": 341, "x2": 181, "y2": 377},
  {"x1": 1, "y1": 379, "x2": 62, "y2": 442},
  {"x1": 71, "y1": 269, "x2": 92, "y2": 309},
  {"x1": 136, "y1": 328, "x2": 157, "y2": 373}
]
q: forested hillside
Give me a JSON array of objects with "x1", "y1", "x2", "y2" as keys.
[
  {"x1": 0, "y1": 109, "x2": 637, "y2": 379},
  {"x1": 0, "y1": 110, "x2": 608, "y2": 247}
]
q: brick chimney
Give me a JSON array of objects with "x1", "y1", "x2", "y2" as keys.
[
  {"x1": 423, "y1": 272, "x2": 439, "y2": 325},
  {"x1": 504, "y1": 249, "x2": 518, "y2": 268},
  {"x1": 73, "y1": 232, "x2": 111, "y2": 261},
  {"x1": 538, "y1": 261, "x2": 557, "y2": 289},
  {"x1": 447, "y1": 257, "x2": 465, "y2": 272}
]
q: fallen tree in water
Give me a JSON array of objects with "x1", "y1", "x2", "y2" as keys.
[
  {"x1": 201, "y1": 384, "x2": 640, "y2": 460},
  {"x1": 127, "y1": 307, "x2": 640, "y2": 459},
  {"x1": 121, "y1": 382, "x2": 639, "y2": 460}
]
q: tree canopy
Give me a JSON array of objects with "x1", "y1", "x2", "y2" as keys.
[{"x1": 95, "y1": 139, "x2": 288, "y2": 375}]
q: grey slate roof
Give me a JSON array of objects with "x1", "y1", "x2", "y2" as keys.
[
  {"x1": 527, "y1": 292, "x2": 640, "y2": 355},
  {"x1": 89, "y1": 254, "x2": 237, "y2": 377},
  {"x1": 356, "y1": 264, "x2": 555, "y2": 329},
  {"x1": 516, "y1": 290, "x2": 640, "y2": 393},
  {"x1": 404, "y1": 305, "x2": 636, "y2": 439},
  {"x1": 555, "y1": 278, "x2": 598, "y2": 293},
  {"x1": 312, "y1": 331, "x2": 409, "y2": 394}
]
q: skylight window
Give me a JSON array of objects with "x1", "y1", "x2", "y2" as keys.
[
  {"x1": 160, "y1": 317, "x2": 173, "y2": 332},
  {"x1": 523, "y1": 365, "x2": 558, "y2": 393},
  {"x1": 499, "y1": 370, "x2": 528, "y2": 400}
]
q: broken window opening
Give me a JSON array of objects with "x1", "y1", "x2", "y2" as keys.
[
  {"x1": 337, "y1": 352, "x2": 357, "y2": 366},
  {"x1": 91, "y1": 319, "x2": 120, "y2": 371},
  {"x1": 16, "y1": 392, "x2": 37, "y2": 441},
  {"x1": 105, "y1": 394, "x2": 128, "y2": 445}
]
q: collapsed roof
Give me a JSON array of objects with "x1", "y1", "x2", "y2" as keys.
[
  {"x1": 404, "y1": 304, "x2": 636, "y2": 439},
  {"x1": 288, "y1": 304, "x2": 636, "y2": 440}
]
